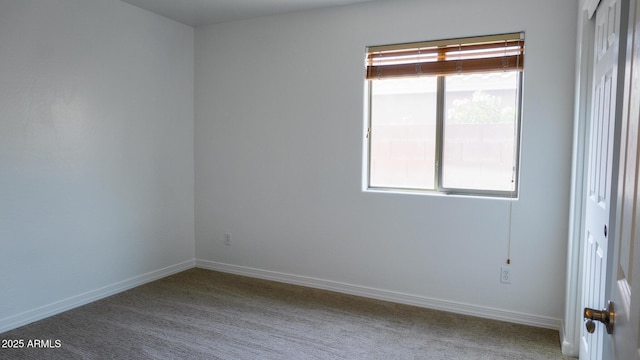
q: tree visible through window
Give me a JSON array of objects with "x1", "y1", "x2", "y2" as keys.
[{"x1": 365, "y1": 33, "x2": 524, "y2": 197}]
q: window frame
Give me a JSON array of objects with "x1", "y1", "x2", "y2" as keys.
[{"x1": 364, "y1": 33, "x2": 524, "y2": 199}]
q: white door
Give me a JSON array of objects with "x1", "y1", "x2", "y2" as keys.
[
  {"x1": 581, "y1": 0, "x2": 625, "y2": 359},
  {"x1": 605, "y1": 0, "x2": 640, "y2": 358}
]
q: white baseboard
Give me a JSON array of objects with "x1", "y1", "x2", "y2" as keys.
[
  {"x1": 2, "y1": 259, "x2": 562, "y2": 335},
  {"x1": 0, "y1": 259, "x2": 195, "y2": 334},
  {"x1": 196, "y1": 259, "x2": 562, "y2": 330}
]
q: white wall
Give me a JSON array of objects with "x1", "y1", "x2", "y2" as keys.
[
  {"x1": 195, "y1": 0, "x2": 578, "y2": 327},
  {"x1": 0, "y1": 0, "x2": 194, "y2": 331}
]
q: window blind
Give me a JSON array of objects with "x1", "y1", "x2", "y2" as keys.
[{"x1": 366, "y1": 32, "x2": 524, "y2": 80}]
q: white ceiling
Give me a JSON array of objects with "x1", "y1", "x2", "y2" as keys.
[{"x1": 120, "y1": 0, "x2": 382, "y2": 27}]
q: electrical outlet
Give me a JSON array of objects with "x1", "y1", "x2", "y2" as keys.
[
  {"x1": 224, "y1": 233, "x2": 232, "y2": 246},
  {"x1": 501, "y1": 265, "x2": 512, "y2": 284}
]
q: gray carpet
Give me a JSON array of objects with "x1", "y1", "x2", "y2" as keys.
[{"x1": 0, "y1": 268, "x2": 574, "y2": 359}]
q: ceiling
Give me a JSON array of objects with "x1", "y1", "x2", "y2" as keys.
[{"x1": 120, "y1": 0, "x2": 382, "y2": 27}]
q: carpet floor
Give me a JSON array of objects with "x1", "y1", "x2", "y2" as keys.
[{"x1": 0, "y1": 268, "x2": 575, "y2": 359}]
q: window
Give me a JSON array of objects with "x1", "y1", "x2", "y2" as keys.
[{"x1": 365, "y1": 33, "x2": 524, "y2": 198}]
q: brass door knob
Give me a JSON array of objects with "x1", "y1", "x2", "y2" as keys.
[{"x1": 584, "y1": 301, "x2": 615, "y2": 334}]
